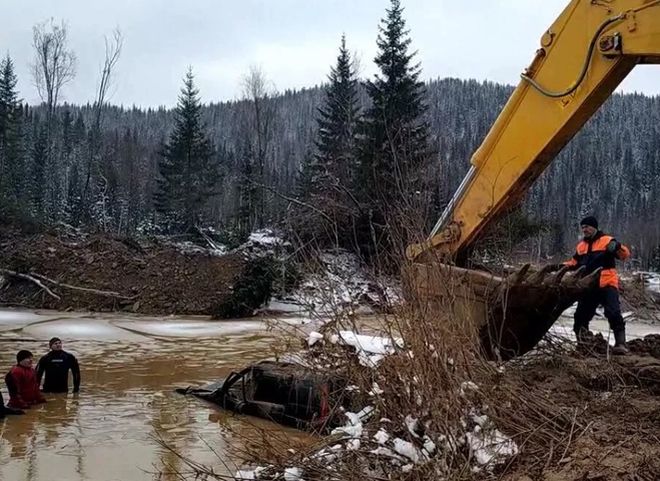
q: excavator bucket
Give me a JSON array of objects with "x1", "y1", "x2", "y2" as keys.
[{"x1": 404, "y1": 262, "x2": 600, "y2": 360}]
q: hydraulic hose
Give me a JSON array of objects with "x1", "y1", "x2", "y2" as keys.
[{"x1": 521, "y1": 13, "x2": 625, "y2": 98}]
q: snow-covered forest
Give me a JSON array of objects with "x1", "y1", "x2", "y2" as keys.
[{"x1": 1, "y1": 13, "x2": 659, "y2": 267}]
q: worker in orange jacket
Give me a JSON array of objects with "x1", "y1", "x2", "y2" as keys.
[{"x1": 563, "y1": 216, "x2": 631, "y2": 354}]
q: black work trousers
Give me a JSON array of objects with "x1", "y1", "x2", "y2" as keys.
[{"x1": 573, "y1": 286, "x2": 625, "y2": 334}]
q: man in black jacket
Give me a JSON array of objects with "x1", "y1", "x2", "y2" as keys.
[{"x1": 37, "y1": 337, "x2": 81, "y2": 393}]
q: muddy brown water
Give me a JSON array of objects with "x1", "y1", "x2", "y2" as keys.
[{"x1": 0, "y1": 309, "x2": 312, "y2": 481}]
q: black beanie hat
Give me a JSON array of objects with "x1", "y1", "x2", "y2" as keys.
[
  {"x1": 580, "y1": 216, "x2": 598, "y2": 229},
  {"x1": 16, "y1": 350, "x2": 33, "y2": 363},
  {"x1": 49, "y1": 337, "x2": 61, "y2": 347}
]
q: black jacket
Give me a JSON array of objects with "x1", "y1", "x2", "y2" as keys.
[{"x1": 36, "y1": 350, "x2": 81, "y2": 393}]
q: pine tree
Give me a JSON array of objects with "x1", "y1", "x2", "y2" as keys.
[
  {"x1": 155, "y1": 69, "x2": 219, "y2": 231},
  {"x1": 235, "y1": 140, "x2": 257, "y2": 240},
  {"x1": 31, "y1": 120, "x2": 48, "y2": 216},
  {"x1": 356, "y1": 0, "x2": 432, "y2": 254},
  {"x1": 308, "y1": 34, "x2": 360, "y2": 198},
  {"x1": 0, "y1": 55, "x2": 23, "y2": 202}
]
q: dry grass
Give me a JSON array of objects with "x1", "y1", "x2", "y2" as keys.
[{"x1": 155, "y1": 221, "x2": 660, "y2": 481}]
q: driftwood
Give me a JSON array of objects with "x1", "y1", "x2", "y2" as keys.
[
  {"x1": 0, "y1": 268, "x2": 137, "y2": 301},
  {"x1": 0, "y1": 269, "x2": 61, "y2": 300},
  {"x1": 195, "y1": 226, "x2": 223, "y2": 252},
  {"x1": 29, "y1": 272, "x2": 137, "y2": 300}
]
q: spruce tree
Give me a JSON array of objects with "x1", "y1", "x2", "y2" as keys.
[
  {"x1": 155, "y1": 69, "x2": 218, "y2": 231},
  {"x1": 0, "y1": 55, "x2": 23, "y2": 202},
  {"x1": 357, "y1": 0, "x2": 432, "y2": 244},
  {"x1": 31, "y1": 120, "x2": 48, "y2": 216},
  {"x1": 235, "y1": 140, "x2": 257, "y2": 240},
  {"x1": 309, "y1": 34, "x2": 360, "y2": 198}
]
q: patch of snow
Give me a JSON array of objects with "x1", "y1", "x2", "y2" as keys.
[
  {"x1": 235, "y1": 467, "x2": 267, "y2": 480},
  {"x1": 331, "y1": 423, "x2": 363, "y2": 439},
  {"x1": 248, "y1": 229, "x2": 286, "y2": 246},
  {"x1": 356, "y1": 405, "x2": 375, "y2": 420},
  {"x1": 283, "y1": 467, "x2": 303, "y2": 481},
  {"x1": 235, "y1": 470, "x2": 256, "y2": 480},
  {"x1": 369, "y1": 382, "x2": 384, "y2": 396},
  {"x1": 405, "y1": 415, "x2": 420, "y2": 438},
  {"x1": 460, "y1": 381, "x2": 479, "y2": 395},
  {"x1": 170, "y1": 240, "x2": 227, "y2": 257},
  {"x1": 331, "y1": 407, "x2": 373, "y2": 439},
  {"x1": 346, "y1": 439, "x2": 361, "y2": 451},
  {"x1": 422, "y1": 436, "x2": 436, "y2": 455},
  {"x1": 335, "y1": 330, "x2": 403, "y2": 368},
  {"x1": 307, "y1": 331, "x2": 323, "y2": 347},
  {"x1": 392, "y1": 438, "x2": 423, "y2": 463},
  {"x1": 278, "y1": 249, "x2": 401, "y2": 315},
  {"x1": 373, "y1": 429, "x2": 390, "y2": 445},
  {"x1": 339, "y1": 331, "x2": 403, "y2": 354},
  {"x1": 466, "y1": 414, "x2": 518, "y2": 471},
  {"x1": 261, "y1": 300, "x2": 308, "y2": 314}
]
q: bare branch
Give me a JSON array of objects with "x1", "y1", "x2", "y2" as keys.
[
  {"x1": 248, "y1": 178, "x2": 336, "y2": 225},
  {"x1": 0, "y1": 269, "x2": 61, "y2": 300},
  {"x1": 94, "y1": 28, "x2": 123, "y2": 127},
  {"x1": 31, "y1": 18, "x2": 76, "y2": 121}
]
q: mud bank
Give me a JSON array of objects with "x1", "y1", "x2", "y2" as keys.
[{"x1": 0, "y1": 227, "x2": 246, "y2": 315}]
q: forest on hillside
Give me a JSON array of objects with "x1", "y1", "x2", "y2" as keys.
[{"x1": 1, "y1": 5, "x2": 659, "y2": 268}]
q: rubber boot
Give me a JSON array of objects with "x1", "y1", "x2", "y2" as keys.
[{"x1": 612, "y1": 330, "x2": 629, "y2": 355}]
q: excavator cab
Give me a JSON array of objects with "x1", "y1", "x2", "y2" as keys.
[{"x1": 406, "y1": 0, "x2": 660, "y2": 359}]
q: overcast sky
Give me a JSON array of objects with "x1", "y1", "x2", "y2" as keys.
[{"x1": 2, "y1": 0, "x2": 658, "y2": 108}]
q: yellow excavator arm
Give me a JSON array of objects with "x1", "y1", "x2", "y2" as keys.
[
  {"x1": 406, "y1": 0, "x2": 660, "y2": 360},
  {"x1": 408, "y1": 0, "x2": 660, "y2": 262}
]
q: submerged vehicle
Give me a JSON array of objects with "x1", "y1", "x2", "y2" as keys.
[
  {"x1": 405, "y1": 0, "x2": 660, "y2": 360},
  {"x1": 176, "y1": 360, "x2": 349, "y2": 431}
]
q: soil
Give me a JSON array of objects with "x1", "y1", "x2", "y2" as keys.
[
  {"x1": 501, "y1": 335, "x2": 660, "y2": 481},
  {"x1": 0, "y1": 225, "x2": 246, "y2": 315}
]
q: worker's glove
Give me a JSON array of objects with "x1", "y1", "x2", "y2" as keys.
[{"x1": 606, "y1": 240, "x2": 621, "y2": 254}]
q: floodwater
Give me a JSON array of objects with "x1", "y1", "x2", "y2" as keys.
[{"x1": 0, "y1": 309, "x2": 313, "y2": 481}]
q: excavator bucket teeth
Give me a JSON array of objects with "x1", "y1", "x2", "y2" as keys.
[
  {"x1": 543, "y1": 265, "x2": 571, "y2": 285},
  {"x1": 405, "y1": 262, "x2": 600, "y2": 361}
]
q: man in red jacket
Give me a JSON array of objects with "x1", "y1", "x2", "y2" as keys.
[{"x1": 5, "y1": 350, "x2": 47, "y2": 409}]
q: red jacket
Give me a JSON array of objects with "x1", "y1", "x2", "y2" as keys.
[{"x1": 5, "y1": 365, "x2": 46, "y2": 409}]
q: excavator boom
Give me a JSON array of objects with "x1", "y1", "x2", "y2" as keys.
[
  {"x1": 409, "y1": 0, "x2": 660, "y2": 261},
  {"x1": 406, "y1": 0, "x2": 660, "y2": 359}
]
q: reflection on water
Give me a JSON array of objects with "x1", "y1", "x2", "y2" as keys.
[{"x1": 0, "y1": 309, "x2": 311, "y2": 481}]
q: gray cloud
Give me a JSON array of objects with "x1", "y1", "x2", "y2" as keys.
[{"x1": 1, "y1": 0, "x2": 657, "y2": 107}]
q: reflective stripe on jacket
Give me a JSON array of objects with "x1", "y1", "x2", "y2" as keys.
[{"x1": 563, "y1": 231, "x2": 630, "y2": 288}]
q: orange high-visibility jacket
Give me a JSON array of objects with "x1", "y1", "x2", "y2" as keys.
[{"x1": 564, "y1": 231, "x2": 630, "y2": 288}]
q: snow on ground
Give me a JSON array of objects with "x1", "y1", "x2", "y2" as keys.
[
  {"x1": 633, "y1": 271, "x2": 660, "y2": 293},
  {"x1": 236, "y1": 327, "x2": 520, "y2": 480},
  {"x1": 235, "y1": 397, "x2": 518, "y2": 479},
  {"x1": 307, "y1": 329, "x2": 404, "y2": 367},
  {"x1": 248, "y1": 230, "x2": 287, "y2": 247},
  {"x1": 168, "y1": 240, "x2": 228, "y2": 256},
  {"x1": 267, "y1": 249, "x2": 401, "y2": 316}
]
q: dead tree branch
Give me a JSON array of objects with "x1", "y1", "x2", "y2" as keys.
[
  {"x1": 29, "y1": 272, "x2": 136, "y2": 300},
  {"x1": 248, "y1": 178, "x2": 335, "y2": 225},
  {"x1": 0, "y1": 269, "x2": 61, "y2": 300}
]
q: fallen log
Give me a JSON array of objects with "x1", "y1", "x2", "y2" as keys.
[
  {"x1": 28, "y1": 272, "x2": 137, "y2": 300},
  {"x1": 0, "y1": 268, "x2": 137, "y2": 301},
  {"x1": 0, "y1": 268, "x2": 61, "y2": 300}
]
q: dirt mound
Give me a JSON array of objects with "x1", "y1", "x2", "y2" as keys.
[
  {"x1": 501, "y1": 346, "x2": 660, "y2": 481},
  {"x1": 0, "y1": 227, "x2": 245, "y2": 315}
]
